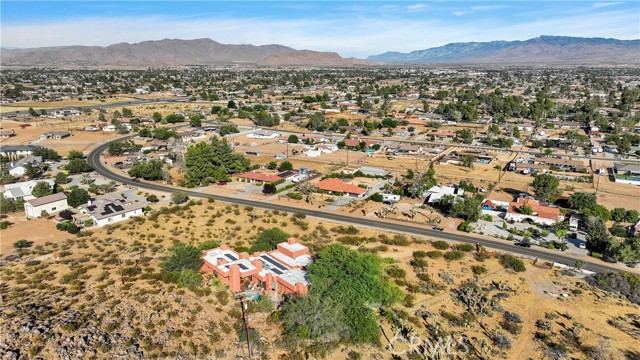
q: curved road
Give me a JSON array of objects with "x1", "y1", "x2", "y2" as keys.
[{"x1": 87, "y1": 138, "x2": 629, "y2": 274}]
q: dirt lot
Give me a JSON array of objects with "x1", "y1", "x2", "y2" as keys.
[{"x1": 1, "y1": 199, "x2": 637, "y2": 359}]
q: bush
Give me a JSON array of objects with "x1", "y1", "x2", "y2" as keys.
[
  {"x1": 385, "y1": 265, "x2": 407, "y2": 279},
  {"x1": 198, "y1": 240, "x2": 221, "y2": 251},
  {"x1": 586, "y1": 272, "x2": 640, "y2": 304},
  {"x1": 14, "y1": 239, "x2": 34, "y2": 249},
  {"x1": 471, "y1": 265, "x2": 487, "y2": 275},
  {"x1": 499, "y1": 254, "x2": 526, "y2": 272},
  {"x1": 286, "y1": 192, "x2": 303, "y2": 200},
  {"x1": 147, "y1": 194, "x2": 159, "y2": 203},
  {"x1": 412, "y1": 250, "x2": 428, "y2": 258},
  {"x1": 425, "y1": 250, "x2": 444, "y2": 259},
  {"x1": 171, "y1": 191, "x2": 189, "y2": 204},
  {"x1": 367, "y1": 193, "x2": 383, "y2": 202},
  {"x1": 443, "y1": 250, "x2": 464, "y2": 261},
  {"x1": 0, "y1": 221, "x2": 11, "y2": 229},
  {"x1": 431, "y1": 240, "x2": 449, "y2": 250},
  {"x1": 454, "y1": 243, "x2": 476, "y2": 252}
]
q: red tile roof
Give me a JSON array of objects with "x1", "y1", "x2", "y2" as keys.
[
  {"x1": 237, "y1": 171, "x2": 282, "y2": 183},
  {"x1": 316, "y1": 178, "x2": 366, "y2": 195},
  {"x1": 507, "y1": 198, "x2": 562, "y2": 220}
]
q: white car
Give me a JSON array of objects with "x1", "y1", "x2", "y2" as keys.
[{"x1": 578, "y1": 242, "x2": 586, "y2": 249}]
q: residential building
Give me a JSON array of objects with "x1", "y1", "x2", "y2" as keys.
[
  {"x1": 423, "y1": 185, "x2": 465, "y2": 204},
  {"x1": 76, "y1": 194, "x2": 145, "y2": 227},
  {"x1": 613, "y1": 164, "x2": 640, "y2": 185},
  {"x1": 2, "y1": 179, "x2": 55, "y2": 201},
  {"x1": 534, "y1": 157, "x2": 587, "y2": 172},
  {"x1": 247, "y1": 131, "x2": 281, "y2": 139},
  {"x1": 505, "y1": 197, "x2": 564, "y2": 226},
  {"x1": 8, "y1": 156, "x2": 43, "y2": 177},
  {"x1": 236, "y1": 170, "x2": 295, "y2": 184},
  {"x1": 358, "y1": 166, "x2": 386, "y2": 177},
  {"x1": 315, "y1": 178, "x2": 367, "y2": 197},
  {"x1": 0, "y1": 145, "x2": 37, "y2": 160},
  {"x1": 24, "y1": 193, "x2": 69, "y2": 218},
  {"x1": 39, "y1": 131, "x2": 71, "y2": 140},
  {"x1": 201, "y1": 237, "x2": 311, "y2": 294},
  {"x1": 0, "y1": 129, "x2": 16, "y2": 138}
]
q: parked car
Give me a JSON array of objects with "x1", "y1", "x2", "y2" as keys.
[
  {"x1": 217, "y1": 181, "x2": 227, "y2": 186},
  {"x1": 578, "y1": 242, "x2": 586, "y2": 249},
  {"x1": 514, "y1": 242, "x2": 532, "y2": 248}
]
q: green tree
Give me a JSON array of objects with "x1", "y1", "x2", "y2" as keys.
[
  {"x1": 54, "y1": 172, "x2": 69, "y2": 184},
  {"x1": 586, "y1": 217, "x2": 611, "y2": 253},
  {"x1": 189, "y1": 114, "x2": 202, "y2": 127},
  {"x1": 121, "y1": 107, "x2": 133, "y2": 118},
  {"x1": 262, "y1": 183, "x2": 277, "y2": 194},
  {"x1": 178, "y1": 269, "x2": 202, "y2": 289},
  {"x1": 568, "y1": 192, "x2": 597, "y2": 210},
  {"x1": 128, "y1": 159, "x2": 164, "y2": 180},
  {"x1": 462, "y1": 155, "x2": 475, "y2": 169},
  {"x1": 184, "y1": 137, "x2": 249, "y2": 185},
  {"x1": 152, "y1": 112, "x2": 163, "y2": 122},
  {"x1": 518, "y1": 204, "x2": 534, "y2": 215},
  {"x1": 624, "y1": 210, "x2": 639, "y2": 223},
  {"x1": 277, "y1": 161, "x2": 293, "y2": 171},
  {"x1": 218, "y1": 123, "x2": 239, "y2": 136},
  {"x1": 532, "y1": 174, "x2": 560, "y2": 202},
  {"x1": 161, "y1": 243, "x2": 204, "y2": 275},
  {"x1": 165, "y1": 113, "x2": 185, "y2": 123},
  {"x1": 583, "y1": 204, "x2": 611, "y2": 222},
  {"x1": 146, "y1": 194, "x2": 159, "y2": 203},
  {"x1": 267, "y1": 161, "x2": 277, "y2": 170},
  {"x1": 227, "y1": 100, "x2": 237, "y2": 109},
  {"x1": 287, "y1": 134, "x2": 299, "y2": 143},
  {"x1": 171, "y1": 191, "x2": 189, "y2": 204},
  {"x1": 610, "y1": 208, "x2": 625, "y2": 222},
  {"x1": 32, "y1": 181, "x2": 52, "y2": 198},
  {"x1": 450, "y1": 196, "x2": 482, "y2": 222},
  {"x1": 108, "y1": 140, "x2": 138, "y2": 156},
  {"x1": 33, "y1": 147, "x2": 61, "y2": 161},
  {"x1": 67, "y1": 186, "x2": 90, "y2": 207},
  {"x1": 454, "y1": 129, "x2": 474, "y2": 144},
  {"x1": 280, "y1": 245, "x2": 401, "y2": 346},
  {"x1": 67, "y1": 150, "x2": 84, "y2": 160},
  {"x1": 251, "y1": 227, "x2": 290, "y2": 252},
  {"x1": 65, "y1": 159, "x2": 93, "y2": 174},
  {"x1": 152, "y1": 127, "x2": 179, "y2": 140}
]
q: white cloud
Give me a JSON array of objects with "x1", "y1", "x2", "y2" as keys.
[
  {"x1": 2, "y1": 9, "x2": 638, "y2": 58},
  {"x1": 592, "y1": 2, "x2": 622, "y2": 9},
  {"x1": 407, "y1": 4, "x2": 428, "y2": 11},
  {"x1": 452, "y1": 11, "x2": 470, "y2": 16}
]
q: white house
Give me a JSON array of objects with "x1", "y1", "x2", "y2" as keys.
[
  {"x1": 505, "y1": 197, "x2": 564, "y2": 226},
  {"x1": 24, "y1": 193, "x2": 69, "y2": 218},
  {"x1": 8, "y1": 156, "x2": 43, "y2": 177},
  {"x1": 3, "y1": 179, "x2": 55, "y2": 201},
  {"x1": 247, "y1": 131, "x2": 281, "y2": 139},
  {"x1": 77, "y1": 194, "x2": 145, "y2": 227},
  {"x1": 358, "y1": 166, "x2": 386, "y2": 177},
  {"x1": 423, "y1": 185, "x2": 465, "y2": 204},
  {"x1": 0, "y1": 145, "x2": 38, "y2": 160}
]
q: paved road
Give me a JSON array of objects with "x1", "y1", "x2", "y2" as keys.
[{"x1": 87, "y1": 137, "x2": 632, "y2": 274}]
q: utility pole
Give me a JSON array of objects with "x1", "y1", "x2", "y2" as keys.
[{"x1": 239, "y1": 298, "x2": 253, "y2": 358}]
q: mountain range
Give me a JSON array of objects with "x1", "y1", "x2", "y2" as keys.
[
  {"x1": 0, "y1": 38, "x2": 368, "y2": 67},
  {"x1": 368, "y1": 36, "x2": 640, "y2": 64},
  {"x1": 2, "y1": 36, "x2": 639, "y2": 67}
]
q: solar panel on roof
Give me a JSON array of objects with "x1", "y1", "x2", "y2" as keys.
[
  {"x1": 238, "y1": 263, "x2": 249, "y2": 270},
  {"x1": 261, "y1": 255, "x2": 287, "y2": 270},
  {"x1": 224, "y1": 253, "x2": 238, "y2": 261},
  {"x1": 278, "y1": 171, "x2": 294, "y2": 178},
  {"x1": 271, "y1": 268, "x2": 283, "y2": 275}
]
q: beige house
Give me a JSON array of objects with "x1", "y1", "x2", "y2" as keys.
[{"x1": 24, "y1": 193, "x2": 69, "y2": 218}]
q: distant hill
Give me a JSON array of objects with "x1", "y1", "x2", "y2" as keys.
[
  {"x1": 367, "y1": 36, "x2": 640, "y2": 64},
  {"x1": 1, "y1": 38, "x2": 370, "y2": 67}
]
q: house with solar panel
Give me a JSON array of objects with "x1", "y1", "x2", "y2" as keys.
[
  {"x1": 75, "y1": 193, "x2": 145, "y2": 227},
  {"x1": 201, "y1": 238, "x2": 311, "y2": 295}
]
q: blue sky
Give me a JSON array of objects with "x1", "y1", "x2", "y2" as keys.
[{"x1": 2, "y1": 1, "x2": 639, "y2": 57}]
